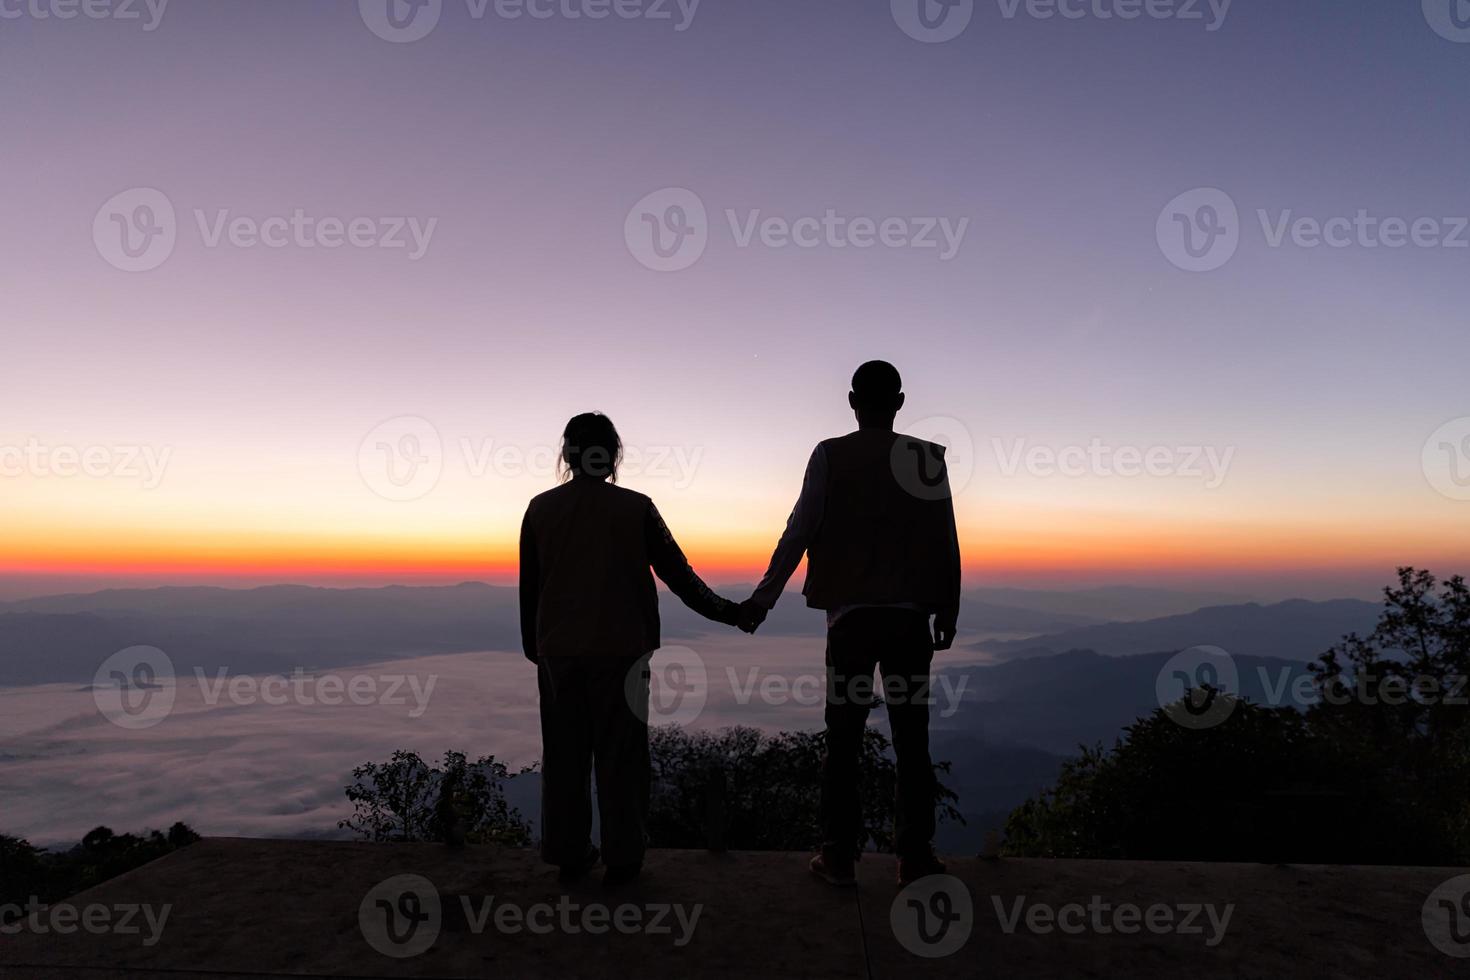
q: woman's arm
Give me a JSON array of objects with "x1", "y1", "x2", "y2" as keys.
[
  {"x1": 645, "y1": 502, "x2": 740, "y2": 626},
  {"x1": 518, "y1": 510, "x2": 540, "y2": 663}
]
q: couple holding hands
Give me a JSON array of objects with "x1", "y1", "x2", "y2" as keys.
[{"x1": 519, "y1": 361, "x2": 962, "y2": 887}]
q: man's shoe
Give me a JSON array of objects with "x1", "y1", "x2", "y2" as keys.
[
  {"x1": 809, "y1": 852, "x2": 856, "y2": 888},
  {"x1": 557, "y1": 845, "x2": 599, "y2": 883},
  {"x1": 602, "y1": 863, "x2": 642, "y2": 887},
  {"x1": 897, "y1": 850, "x2": 946, "y2": 886}
]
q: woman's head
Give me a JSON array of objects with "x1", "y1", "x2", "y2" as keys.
[{"x1": 558, "y1": 412, "x2": 622, "y2": 482}]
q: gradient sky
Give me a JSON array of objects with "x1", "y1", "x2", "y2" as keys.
[{"x1": 2, "y1": 0, "x2": 1469, "y2": 600}]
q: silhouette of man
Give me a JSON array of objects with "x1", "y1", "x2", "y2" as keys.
[{"x1": 740, "y1": 361, "x2": 960, "y2": 886}]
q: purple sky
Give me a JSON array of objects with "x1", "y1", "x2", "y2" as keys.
[{"x1": 2, "y1": 0, "x2": 1469, "y2": 599}]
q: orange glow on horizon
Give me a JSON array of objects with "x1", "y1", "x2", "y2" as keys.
[{"x1": 3, "y1": 513, "x2": 1465, "y2": 590}]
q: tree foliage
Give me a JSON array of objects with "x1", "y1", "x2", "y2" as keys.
[
  {"x1": 1004, "y1": 568, "x2": 1470, "y2": 864},
  {"x1": 1, "y1": 823, "x2": 199, "y2": 918},
  {"x1": 341, "y1": 726, "x2": 962, "y2": 854},
  {"x1": 339, "y1": 750, "x2": 535, "y2": 846},
  {"x1": 647, "y1": 724, "x2": 963, "y2": 852}
]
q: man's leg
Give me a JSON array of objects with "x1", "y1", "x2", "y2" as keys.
[
  {"x1": 591, "y1": 656, "x2": 651, "y2": 871},
  {"x1": 820, "y1": 615, "x2": 880, "y2": 862},
  {"x1": 879, "y1": 611, "x2": 939, "y2": 860},
  {"x1": 538, "y1": 658, "x2": 594, "y2": 867}
]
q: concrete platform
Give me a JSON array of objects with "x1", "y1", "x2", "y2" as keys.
[{"x1": 0, "y1": 838, "x2": 1465, "y2": 978}]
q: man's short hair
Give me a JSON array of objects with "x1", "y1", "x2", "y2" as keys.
[{"x1": 851, "y1": 360, "x2": 902, "y2": 405}]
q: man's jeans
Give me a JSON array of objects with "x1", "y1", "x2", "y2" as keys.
[{"x1": 820, "y1": 607, "x2": 938, "y2": 860}]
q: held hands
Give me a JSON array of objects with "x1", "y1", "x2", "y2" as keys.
[{"x1": 736, "y1": 598, "x2": 768, "y2": 635}]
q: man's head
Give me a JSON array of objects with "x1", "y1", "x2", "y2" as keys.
[
  {"x1": 559, "y1": 412, "x2": 622, "y2": 482},
  {"x1": 848, "y1": 360, "x2": 904, "y2": 428}
]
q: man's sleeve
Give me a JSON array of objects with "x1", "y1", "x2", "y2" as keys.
[
  {"x1": 646, "y1": 502, "x2": 740, "y2": 625},
  {"x1": 750, "y1": 444, "x2": 827, "y2": 610},
  {"x1": 939, "y1": 458, "x2": 962, "y2": 613},
  {"x1": 518, "y1": 510, "x2": 539, "y2": 661}
]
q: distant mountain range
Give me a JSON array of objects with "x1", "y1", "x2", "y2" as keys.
[
  {"x1": 972, "y1": 598, "x2": 1381, "y2": 663},
  {"x1": 964, "y1": 585, "x2": 1252, "y2": 623},
  {"x1": 0, "y1": 581, "x2": 1140, "y2": 687},
  {"x1": 0, "y1": 583, "x2": 1369, "y2": 687},
  {"x1": 935, "y1": 648, "x2": 1320, "y2": 755},
  {"x1": 0, "y1": 584, "x2": 525, "y2": 686}
]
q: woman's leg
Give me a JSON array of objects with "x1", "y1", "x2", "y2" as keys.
[
  {"x1": 592, "y1": 655, "x2": 651, "y2": 869},
  {"x1": 538, "y1": 658, "x2": 594, "y2": 866}
]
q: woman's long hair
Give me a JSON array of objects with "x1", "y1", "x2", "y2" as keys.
[{"x1": 557, "y1": 412, "x2": 622, "y2": 483}]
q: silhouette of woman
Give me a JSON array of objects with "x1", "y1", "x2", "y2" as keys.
[{"x1": 518, "y1": 412, "x2": 740, "y2": 885}]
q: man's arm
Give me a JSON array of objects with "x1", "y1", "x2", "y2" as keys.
[
  {"x1": 749, "y1": 445, "x2": 828, "y2": 612},
  {"x1": 518, "y1": 510, "x2": 540, "y2": 664},
  {"x1": 646, "y1": 503, "x2": 741, "y2": 626},
  {"x1": 932, "y1": 455, "x2": 961, "y2": 652}
]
